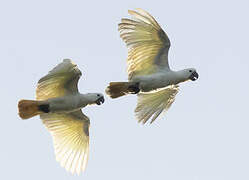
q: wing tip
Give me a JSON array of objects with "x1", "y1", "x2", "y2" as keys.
[{"x1": 63, "y1": 58, "x2": 76, "y2": 65}]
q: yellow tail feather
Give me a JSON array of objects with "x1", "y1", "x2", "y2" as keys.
[{"x1": 18, "y1": 100, "x2": 42, "y2": 119}]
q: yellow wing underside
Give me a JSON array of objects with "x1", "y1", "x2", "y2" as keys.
[
  {"x1": 36, "y1": 59, "x2": 88, "y2": 174},
  {"x1": 41, "y1": 111, "x2": 90, "y2": 175},
  {"x1": 119, "y1": 8, "x2": 170, "y2": 80},
  {"x1": 135, "y1": 85, "x2": 179, "y2": 124},
  {"x1": 36, "y1": 59, "x2": 81, "y2": 101}
]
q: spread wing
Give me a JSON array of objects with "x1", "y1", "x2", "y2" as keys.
[
  {"x1": 40, "y1": 110, "x2": 90, "y2": 175},
  {"x1": 118, "y1": 8, "x2": 171, "y2": 80},
  {"x1": 36, "y1": 59, "x2": 82, "y2": 100},
  {"x1": 135, "y1": 85, "x2": 179, "y2": 124}
]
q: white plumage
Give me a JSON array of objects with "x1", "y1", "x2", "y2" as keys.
[
  {"x1": 106, "y1": 9, "x2": 198, "y2": 124},
  {"x1": 18, "y1": 59, "x2": 104, "y2": 174},
  {"x1": 135, "y1": 85, "x2": 179, "y2": 124}
]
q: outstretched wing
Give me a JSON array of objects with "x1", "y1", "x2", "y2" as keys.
[
  {"x1": 36, "y1": 59, "x2": 82, "y2": 100},
  {"x1": 135, "y1": 85, "x2": 179, "y2": 124},
  {"x1": 119, "y1": 8, "x2": 171, "y2": 80},
  {"x1": 40, "y1": 110, "x2": 90, "y2": 175}
]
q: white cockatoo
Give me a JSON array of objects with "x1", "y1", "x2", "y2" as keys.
[
  {"x1": 106, "y1": 9, "x2": 199, "y2": 124},
  {"x1": 18, "y1": 59, "x2": 104, "y2": 174}
]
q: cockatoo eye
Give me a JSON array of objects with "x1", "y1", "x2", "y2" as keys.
[
  {"x1": 97, "y1": 94, "x2": 100, "y2": 97},
  {"x1": 189, "y1": 70, "x2": 192, "y2": 73}
]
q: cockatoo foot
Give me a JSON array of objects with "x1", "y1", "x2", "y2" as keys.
[{"x1": 127, "y1": 82, "x2": 140, "y2": 94}]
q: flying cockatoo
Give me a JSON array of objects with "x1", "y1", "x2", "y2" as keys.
[
  {"x1": 18, "y1": 59, "x2": 104, "y2": 174},
  {"x1": 106, "y1": 9, "x2": 199, "y2": 124}
]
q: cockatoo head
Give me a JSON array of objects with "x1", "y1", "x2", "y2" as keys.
[
  {"x1": 184, "y1": 68, "x2": 199, "y2": 81},
  {"x1": 86, "y1": 93, "x2": 105, "y2": 105}
]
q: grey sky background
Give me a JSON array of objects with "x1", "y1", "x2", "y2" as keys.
[{"x1": 1, "y1": 0, "x2": 249, "y2": 179}]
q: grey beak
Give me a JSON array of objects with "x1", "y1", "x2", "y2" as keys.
[
  {"x1": 96, "y1": 96, "x2": 105, "y2": 105},
  {"x1": 189, "y1": 71, "x2": 199, "y2": 81}
]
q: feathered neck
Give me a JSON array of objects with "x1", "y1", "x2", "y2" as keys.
[{"x1": 173, "y1": 70, "x2": 190, "y2": 84}]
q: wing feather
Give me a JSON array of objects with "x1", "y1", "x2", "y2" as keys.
[
  {"x1": 119, "y1": 9, "x2": 171, "y2": 80},
  {"x1": 40, "y1": 110, "x2": 90, "y2": 174},
  {"x1": 135, "y1": 8, "x2": 161, "y2": 29},
  {"x1": 36, "y1": 59, "x2": 82, "y2": 100},
  {"x1": 135, "y1": 85, "x2": 179, "y2": 124}
]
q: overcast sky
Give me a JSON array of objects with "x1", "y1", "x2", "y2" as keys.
[{"x1": 1, "y1": 0, "x2": 249, "y2": 179}]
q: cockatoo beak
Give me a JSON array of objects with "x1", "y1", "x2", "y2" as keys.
[
  {"x1": 96, "y1": 96, "x2": 105, "y2": 105},
  {"x1": 189, "y1": 71, "x2": 199, "y2": 81}
]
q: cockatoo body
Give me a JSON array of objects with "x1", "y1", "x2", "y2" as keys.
[
  {"x1": 18, "y1": 59, "x2": 104, "y2": 174},
  {"x1": 106, "y1": 9, "x2": 198, "y2": 124}
]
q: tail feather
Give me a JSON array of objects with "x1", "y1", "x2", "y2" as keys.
[
  {"x1": 105, "y1": 82, "x2": 140, "y2": 98},
  {"x1": 18, "y1": 100, "x2": 43, "y2": 119}
]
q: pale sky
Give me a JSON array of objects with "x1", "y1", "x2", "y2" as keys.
[{"x1": 1, "y1": 0, "x2": 249, "y2": 179}]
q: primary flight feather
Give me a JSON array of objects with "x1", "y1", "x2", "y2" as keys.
[
  {"x1": 106, "y1": 8, "x2": 199, "y2": 124},
  {"x1": 18, "y1": 59, "x2": 104, "y2": 174}
]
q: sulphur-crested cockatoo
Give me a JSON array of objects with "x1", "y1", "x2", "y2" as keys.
[
  {"x1": 106, "y1": 9, "x2": 198, "y2": 124},
  {"x1": 18, "y1": 59, "x2": 104, "y2": 174}
]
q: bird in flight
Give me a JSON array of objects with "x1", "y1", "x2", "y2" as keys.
[
  {"x1": 18, "y1": 59, "x2": 104, "y2": 174},
  {"x1": 106, "y1": 8, "x2": 199, "y2": 124}
]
